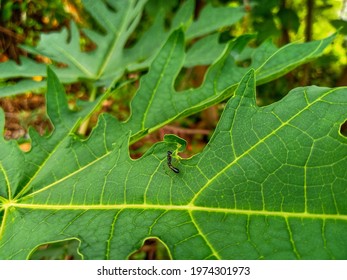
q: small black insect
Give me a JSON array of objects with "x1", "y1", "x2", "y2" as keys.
[{"x1": 167, "y1": 151, "x2": 179, "y2": 173}]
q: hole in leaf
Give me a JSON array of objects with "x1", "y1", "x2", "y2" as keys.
[
  {"x1": 340, "y1": 120, "x2": 347, "y2": 137},
  {"x1": 128, "y1": 238, "x2": 171, "y2": 260},
  {"x1": 174, "y1": 66, "x2": 208, "y2": 91},
  {"x1": 0, "y1": 93, "x2": 52, "y2": 141},
  {"x1": 29, "y1": 239, "x2": 82, "y2": 260},
  {"x1": 129, "y1": 107, "x2": 214, "y2": 160}
]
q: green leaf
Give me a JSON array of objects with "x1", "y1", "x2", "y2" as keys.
[
  {"x1": 185, "y1": 4, "x2": 244, "y2": 39},
  {"x1": 120, "y1": 30, "x2": 336, "y2": 144},
  {"x1": 12, "y1": 67, "x2": 107, "y2": 198},
  {"x1": 184, "y1": 33, "x2": 228, "y2": 67},
  {"x1": 0, "y1": 80, "x2": 46, "y2": 97},
  {"x1": 0, "y1": 68, "x2": 346, "y2": 260}
]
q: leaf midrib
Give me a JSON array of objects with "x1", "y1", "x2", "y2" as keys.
[
  {"x1": 95, "y1": 0, "x2": 146, "y2": 80},
  {"x1": 6, "y1": 202, "x2": 347, "y2": 221},
  {"x1": 51, "y1": 44, "x2": 94, "y2": 78}
]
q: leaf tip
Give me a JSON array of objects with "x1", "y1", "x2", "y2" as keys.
[{"x1": 234, "y1": 69, "x2": 256, "y2": 104}]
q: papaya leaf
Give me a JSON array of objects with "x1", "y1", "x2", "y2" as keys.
[
  {"x1": 0, "y1": 0, "x2": 245, "y2": 96},
  {"x1": 0, "y1": 68, "x2": 346, "y2": 260},
  {"x1": 10, "y1": 67, "x2": 107, "y2": 198},
  {"x1": 118, "y1": 29, "x2": 336, "y2": 144}
]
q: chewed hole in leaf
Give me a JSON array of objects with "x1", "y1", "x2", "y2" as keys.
[
  {"x1": 128, "y1": 238, "x2": 170, "y2": 260},
  {"x1": 174, "y1": 66, "x2": 207, "y2": 91},
  {"x1": 29, "y1": 239, "x2": 82, "y2": 260},
  {"x1": 0, "y1": 93, "x2": 52, "y2": 140},
  {"x1": 340, "y1": 120, "x2": 347, "y2": 137}
]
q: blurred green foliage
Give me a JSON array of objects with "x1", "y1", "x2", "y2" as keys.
[
  {"x1": 235, "y1": 0, "x2": 347, "y2": 103},
  {"x1": 0, "y1": 0, "x2": 72, "y2": 49},
  {"x1": 1, "y1": 0, "x2": 346, "y2": 96}
]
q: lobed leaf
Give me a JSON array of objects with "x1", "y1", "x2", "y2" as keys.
[
  {"x1": 0, "y1": 68, "x2": 346, "y2": 260},
  {"x1": 120, "y1": 29, "x2": 336, "y2": 144},
  {"x1": 0, "y1": 2, "x2": 344, "y2": 259},
  {"x1": 0, "y1": 0, "x2": 245, "y2": 97}
]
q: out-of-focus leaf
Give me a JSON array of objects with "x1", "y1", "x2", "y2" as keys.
[{"x1": 0, "y1": 0, "x2": 246, "y2": 96}]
